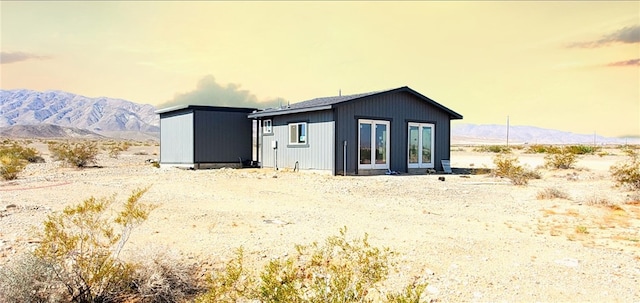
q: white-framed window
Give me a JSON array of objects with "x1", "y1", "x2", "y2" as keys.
[
  {"x1": 288, "y1": 122, "x2": 307, "y2": 145},
  {"x1": 263, "y1": 119, "x2": 272, "y2": 134}
]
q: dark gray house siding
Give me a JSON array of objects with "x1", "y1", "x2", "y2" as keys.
[
  {"x1": 249, "y1": 86, "x2": 463, "y2": 175},
  {"x1": 333, "y1": 90, "x2": 453, "y2": 174},
  {"x1": 157, "y1": 105, "x2": 256, "y2": 168}
]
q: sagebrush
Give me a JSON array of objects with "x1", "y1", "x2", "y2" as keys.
[
  {"x1": 48, "y1": 141, "x2": 99, "y2": 167},
  {"x1": 610, "y1": 148, "x2": 640, "y2": 190},
  {"x1": 493, "y1": 153, "x2": 539, "y2": 185},
  {"x1": 544, "y1": 147, "x2": 578, "y2": 169},
  {"x1": 196, "y1": 227, "x2": 428, "y2": 303},
  {"x1": 33, "y1": 187, "x2": 157, "y2": 302}
]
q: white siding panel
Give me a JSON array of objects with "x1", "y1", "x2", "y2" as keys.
[{"x1": 160, "y1": 113, "x2": 193, "y2": 163}]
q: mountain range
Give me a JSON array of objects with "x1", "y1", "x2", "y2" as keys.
[
  {"x1": 0, "y1": 89, "x2": 637, "y2": 144},
  {"x1": 0, "y1": 89, "x2": 159, "y2": 136}
]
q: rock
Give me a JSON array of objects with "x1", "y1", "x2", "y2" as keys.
[
  {"x1": 5, "y1": 204, "x2": 17, "y2": 211},
  {"x1": 426, "y1": 285, "x2": 440, "y2": 295},
  {"x1": 555, "y1": 258, "x2": 579, "y2": 267}
]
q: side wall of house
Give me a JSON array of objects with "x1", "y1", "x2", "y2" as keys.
[
  {"x1": 193, "y1": 110, "x2": 253, "y2": 163},
  {"x1": 261, "y1": 110, "x2": 335, "y2": 172},
  {"x1": 334, "y1": 91, "x2": 452, "y2": 174},
  {"x1": 160, "y1": 111, "x2": 194, "y2": 164}
]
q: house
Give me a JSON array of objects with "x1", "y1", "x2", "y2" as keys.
[
  {"x1": 156, "y1": 105, "x2": 257, "y2": 169},
  {"x1": 248, "y1": 86, "x2": 463, "y2": 175}
]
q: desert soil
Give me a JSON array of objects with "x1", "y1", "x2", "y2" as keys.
[{"x1": 1, "y1": 141, "x2": 639, "y2": 302}]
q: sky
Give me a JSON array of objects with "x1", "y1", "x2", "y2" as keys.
[{"x1": 1, "y1": 1, "x2": 638, "y2": 138}]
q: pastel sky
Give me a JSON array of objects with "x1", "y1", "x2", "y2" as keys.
[{"x1": 1, "y1": 1, "x2": 638, "y2": 137}]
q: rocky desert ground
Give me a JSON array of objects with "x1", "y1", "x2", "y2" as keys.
[{"x1": 1, "y1": 140, "x2": 639, "y2": 302}]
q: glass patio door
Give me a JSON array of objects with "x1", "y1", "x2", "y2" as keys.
[
  {"x1": 358, "y1": 119, "x2": 390, "y2": 170},
  {"x1": 408, "y1": 122, "x2": 434, "y2": 168}
]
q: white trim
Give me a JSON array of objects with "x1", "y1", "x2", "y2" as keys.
[
  {"x1": 288, "y1": 122, "x2": 307, "y2": 145},
  {"x1": 358, "y1": 119, "x2": 390, "y2": 170},
  {"x1": 407, "y1": 122, "x2": 435, "y2": 169},
  {"x1": 263, "y1": 119, "x2": 272, "y2": 134}
]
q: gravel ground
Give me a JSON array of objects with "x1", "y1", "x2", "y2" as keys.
[{"x1": 1, "y1": 143, "x2": 639, "y2": 302}]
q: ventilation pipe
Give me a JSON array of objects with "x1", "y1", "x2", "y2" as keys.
[{"x1": 343, "y1": 140, "x2": 347, "y2": 176}]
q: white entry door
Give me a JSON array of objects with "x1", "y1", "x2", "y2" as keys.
[
  {"x1": 408, "y1": 122, "x2": 434, "y2": 168},
  {"x1": 358, "y1": 119, "x2": 390, "y2": 170}
]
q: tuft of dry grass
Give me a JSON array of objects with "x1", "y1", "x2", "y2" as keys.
[{"x1": 536, "y1": 187, "x2": 570, "y2": 200}]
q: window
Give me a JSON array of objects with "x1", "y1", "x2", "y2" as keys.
[
  {"x1": 288, "y1": 122, "x2": 307, "y2": 145},
  {"x1": 263, "y1": 119, "x2": 272, "y2": 134}
]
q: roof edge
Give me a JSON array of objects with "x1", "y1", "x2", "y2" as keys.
[{"x1": 156, "y1": 105, "x2": 257, "y2": 114}]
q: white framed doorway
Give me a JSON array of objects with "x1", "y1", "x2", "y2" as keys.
[
  {"x1": 358, "y1": 119, "x2": 390, "y2": 170},
  {"x1": 408, "y1": 122, "x2": 434, "y2": 168}
]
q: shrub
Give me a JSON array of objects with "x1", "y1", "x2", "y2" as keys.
[
  {"x1": 0, "y1": 253, "x2": 65, "y2": 303},
  {"x1": 195, "y1": 227, "x2": 426, "y2": 303},
  {"x1": 195, "y1": 247, "x2": 253, "y2": 303},
  {"x1": 33, "y1": 187, "x2": 156, "y2": 302},
  {"x1": 536, "y1": 187, "x2": 570, "y2": 200},
  {"x1": 107, "y1": 142, "x2": 131, "y2": 159},
  {"x1": 544, "y1": 147, "x2": 578, "y2": 169},
  {"x1": 0, "y1": 143, "x2": 43, "y2": 163},
  {"x1": 566, "y1": 145, "x2": 600, "y2": 155},
  {"x1": 493, "y1": 153, "x2": 537, "y2": 185},
  {"x1": 473, "y1": 145, "x2": 511, "y2": 153},
  {"x1": 610, "y1": 148, "x2": 640, "y2": 190},
  {"x1": 525, "y1": 144, "x2": 552, "y2": 154},
  {"x1": 48, "y1": 141, "x2": 99, "y2": 167},
  {"x1": 130, "y1": 248, "x2": 202, "y2": 303},
  {"x1": 0, "y1": 155, "x2": 27, "y2": 180}
]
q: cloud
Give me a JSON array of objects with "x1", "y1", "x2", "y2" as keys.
[
  {"x1": 568, "y1": 25, "x2": 640, "y2": 48},
  {"x1": 0, "y1": 51, "x2": 50, "y2": 64},
  {"x1": 158, "y1": 75, "x2": 285, "y2": 110},
  {"x1": 606, "y1": 58, "x2": 640, "y2": 67}
]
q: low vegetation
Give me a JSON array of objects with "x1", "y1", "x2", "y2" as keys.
[
  {"x1": 610, "y1": 148, "x2": 640, "y2": 190},
  {"x1": 106, "y1": 141, "x2": 131, "y2": 159},
  {"x1": 536, "y1": 187, "x2": 570, "y2": 200},
  {"x1": 544, "y1": 146, "x2": 578, "y2": 169},
  {"x1": 0, "y1": 142, "x2": 43, "y2": 180},
  {"x1": 473, "y1": 145, "x2": 511, "y2": 153},
  {"x1": 493, "y1": 153, "x2": 540, "y2": 185},
  {"x1": 48, "y1": 141, "x2": 99, "y2": 167},
  {"x1": 197, "y1": 227, "x2": 426, "y2": 302},
  {"x1": 1, "y1": 190, "x2": 427, "y2": 303},
  {"x1": 0, "y1": 188, "x2": 157, "y2": 302}
]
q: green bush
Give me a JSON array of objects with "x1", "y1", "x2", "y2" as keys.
[
  {"x1": 544, "y1": 147, "x2": 578, "y2": 169},
  {"x1": 525, "y1": 144, "x2": 553, "y2": 154},
  {"x1": 566, "y1": 145, "x2": 600, "y2": 155},
  {"x1": 196, "y1": 227, "x2": 427, "y2": 303},
  {"x1": 610, "y1": 148, "x2": 640, "y2": 190},
  {"x1": 34, "y1": 187, "x2": 156, "y2": 302},
  {"x1": 0, "y1": 155, "x2": 27, "y2": 180},
  {"x1": 473, "y1": 145, "x2": 511, "y2": 153},
  {"x1": 48, "y1": 141, "x2": 99, "y2": 167},
  {"x1": 0, "y1": 143, "x2": 43, "y2": 163},
  {"x1": 493, "y1": 153, "x2": 538, "y2": 185}
]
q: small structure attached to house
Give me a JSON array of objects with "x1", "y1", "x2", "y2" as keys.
[
  {"x1": 156, "y1": 105, "x2": 256, "y2": 169},
  {"x1": 248, "y1": 86, "x2": 463, "y2": 175}
]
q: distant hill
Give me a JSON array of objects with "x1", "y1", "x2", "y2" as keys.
[
  {"x1": 452, "y1": 123, "x2": 639, "y2": 145},
  {"x1": 0, "y1": 124, "x2": 104, "y2": 139},
  {"x1": 0, "y1": 89, "x2": 159, "y2": 139}
]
